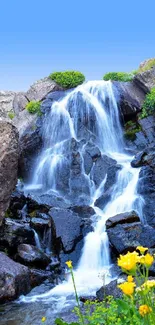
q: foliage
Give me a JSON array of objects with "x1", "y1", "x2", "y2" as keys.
[
  {"x1": 124, "y1": 120, "x2": 141, "y2": 140},
  {"x1": 8, "y1": 111, "x2": 15, "y2": 119},
  {"x1": 26, "y1": 101, "x2": 41, "y2": 115},
  {"x1": 54, "y1": 248, "x2": 155, "y2": 325},
  {"x1": 137, "y1": 58, "x2": 155, "y2": 73},
  {"x1": 140, "y1": 88, "x2": 155, "y2": 119},
  {"x1": 103, "y1": 72, "x2": 133, "y2": 82},
  {"x1": 49, "y1": 71, "x2": 85, "y2": 89}
]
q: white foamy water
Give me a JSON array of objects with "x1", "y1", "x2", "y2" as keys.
[{"x1": 21, "y1": 81, "x2": 144, "y2": 304}]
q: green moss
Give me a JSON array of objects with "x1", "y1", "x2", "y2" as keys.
[
  {"x1": 49, "y1": 71, "x2": 85, "y2": 89},
  {"x1": 103, "y1": 72, "x2": 133, "y2": 82},
  {"x1": 124, "y1": 120, "x2": 141, "y2": 140},
  {"x1": 29, "y1": 210, "x2": 37, "y2": 218},
  {"x1": 26, "y1": 101, "x2": 41, "y2": 115},
  {"x1": 140, "y1": 87, "x2": 155, "y2": 119},
  {"x1": 8, "y1": 111, "x2": 15, "y2": 119},
  {"x1": 5, "y1": 209, "x2": 13, "y2": 218}
]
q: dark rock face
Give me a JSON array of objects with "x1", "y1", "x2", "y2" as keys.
[
  {"x1": 0, "y1": 120, "x2": 18, "y2": 225},
  {"x1": 106, "y1": 211, "x2": 140, "y2": 229},
  {"x1": 96, "y1": 280, "x2": 122, "y2": 300},
  {"x1": 134, "y1": 66, "x2": 155, "y2": 92},
  {"x1": 49, "y1": 208, "x2": 82, "y2": 253},
  {"x1": 0, "y1": 252, "x2": 31, "y2": 303},
  {"x1": 16, "y1": 244, "x2": 51, "y2": 268},
  {"x1": 107, "y1": 222, "x2": 155, "y2": 255}
]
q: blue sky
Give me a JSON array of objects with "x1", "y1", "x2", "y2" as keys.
[{"x1": 0, "y1": 0, "x2": 155, "y2": 90}]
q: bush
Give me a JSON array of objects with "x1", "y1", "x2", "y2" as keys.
[
  {"x1": 8, "y1": 111, "x2": 15, "y2": 119},
  {"x1": 124, "y1": 120, "x2": 141, "y2": 140},
  {"x1": 140, "y1": 87, "x2": 155, "y2": 118},
  {"x1": 103, "y1": 72, "x2": 133, "y2": 82},
  {"x1": 26, "y1": 101, "x2": 41, "y2": 115},
  {"x1": 49, "y1": 71, "x2": 85, "y2": 89}
]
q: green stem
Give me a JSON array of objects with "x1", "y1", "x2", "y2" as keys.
[{"x1": 70, "y1": 268, "x2": 85, "y2": 325}]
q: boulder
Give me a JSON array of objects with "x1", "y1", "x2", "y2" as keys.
[
  {"x1": 107, "y1": 222, "x2": 155, "y2": 255},
  {"x1": 26, "y1": 77, "x2": 62, "y2": 102},
  {"x1": 93, "y1": 155, "x2": 118, "y2": 188},
  {"x1": 49, "y1": 208, "x2": 82, "y2": 253},
  {"x1": 0, "y1": 252, "x2": 30, "y2": 303},
  {"x1": 134, "y1": 66, "x2": 155, "y2": 92},
  {"x1": 96, "y1": 280, "x2": 122, "y2": 300},
  {"x1": 16, "y1": 244, "x2": 50, "y2": 268},
  {"x1": 0, "y1": 120, "x2": 18, "y2": 225},
  {"x1": 106, "y1": 211, "x2": 140, "y2": 229},
  {"x1": 0, "y1": 91, "x2": 16, "y2": 118},
  {"x1": 13, "y1": 92, "x2": 28, "y2": 115}
]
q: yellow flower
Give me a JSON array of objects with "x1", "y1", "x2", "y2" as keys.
[
  {"x1": 139, "y1": 305, "x2": 152, "y2": 317},
  {"x1": 143, "y1": 280, "x2": 155, "y2": 289},
  {"x1": 42, "y1": 317, "x2": 46, "y2": 322},
  {"x1": 136, "y1": 246, "x2": 148, "y2": 254},
  {"x1": 65, "y1": 260, "x2": 72, "y2": 268},
  {"x1": 127, "y1": 275, "x2": 134, "y2": 282},
  {"x1": 117, "y1": 251, "x2": 138, "y2": 272},
  {"x1": 118, "y1": 281, "x2": 136, "y2": 296},
  {"x1": 137, "y1": 253, "x2": 154, "y2": 267}
]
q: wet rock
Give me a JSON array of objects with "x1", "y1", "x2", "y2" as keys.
[
  {"x1": 17, "y1": 244, "x2": 50, "y2": 268},
  {"x1": 95, "y1": 190, "x2": 111, "y2": 209},
  {"x1": 0, "y1": 219, "x2": 35, "y2": 252},
  {"x1": 49, "y1": 208, "x2": 82, "y2": 253},
  {"x1": 0, "y1": 120, "x2": 18, "y2": 225},
  {"x1": 93, "y1": 155, "x2": 118, "y2": 187},
  {"x1": 107, "y1": 222, "x2": 155, "y2": 255},
  {"x1": 131, "y1": 151, "x2": 147, "y2": 167},
  {"x1": 106, "y1": 211, "x2": 140, "y2": 229},
  {"x1": 30, "y1": 217, "x2": 51, "y2": 231},
  {"x1": 71, "y1": 205, "x2": 95, "y2": 218},
  {"x1": 0, "y1": 252, "x2": 30, "y2": 303},
  {"x1": 30, "y1": 268, "x2": 54, "y2": 287},
  {"x1": 59, "y1": 239, "x2": 84, "y2": 268},
  {"x1": 138, "y1": 116, "x2": 155, "y2": 145},
  {"x1": 96, "y1": 280, "x2": 122, "y2": 300}
]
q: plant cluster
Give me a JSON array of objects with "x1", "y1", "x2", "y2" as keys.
[
  {"x1": 26, "y1": 101, "x2": 41, "y2": 115},
  {"x1": 8, "y1": 111, "x2": 15, "y2": 119},
  {"x1": 49, "y1": 71, "x2": 85, "y2": 89},
  {"x1": 103, "y1": 72, "x2": 133, "y2": 82},
  {"x1": 140, "y1": 88, "x2": 155, "y2": 119},
  {"x1": 124, "y1": 120, "x2": 141, "y2": 140},
  {"x1": 53, "y1": 247, "x2": 155, "y2": 325}
]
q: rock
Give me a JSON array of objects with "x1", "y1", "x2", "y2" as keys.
[
  {"x1": 131, "y1": 151, "x2": 147, "y2": 167},
  {"x1": 0, "y1": 91, "x2": 16, "y2": 118},
  {"x1": 93, "y1": 155, "x2": 118, "y2": 187},
  {"x1": 13, "y1": 108, "x2": 38, "y2": 137},
  {"x1": 106, "y1": 211, "x2": 140, "y2": 229},
  {"x1": 49, "y1": 208, "x2": 82, "y2": 253},
  {"x1": 96, "y1": 280, "x2": 122, "y2": 300},
  {"x1": 107, "y1": 222, "x2": 155, "y2": 255},
  {"x1": 26, "y1": 77, "x2": 62, "y2": 102},
  {"x1": 134, "y1": 66, "x2": 155, "y2": 92},
  {"x1": 30, "y1": 268, "x2": 54, "y2": 287},
  {"x1": 71, "y1": 205, "x2": 95, "y2": 219},
  {"x1": 113, "y1": 81, "x2": 146, "y2": 120},
  {"x1": 30, "y1": 217, "x2": 51, "y2": 232},
  {"x1": 17, "y1": 244, "x2": 50, "y2": 268},
  {"x1": 95, "y1": 190, "x2": 111, "y2": 210},
  {"x1": 0, "y1": 219, "x2": 35, "y2": 252},
  {"x1": 0, "y1": 120, "x2": 18, "y2": 225},
  {"x1": 0, "y1": 252, "x2": 30, "y2": 303},
  {"x1": 13, "y1": 92, "x2": 28, "y2": 115},
  {"x1": 138, "y1": 116, "x2": 155, "y2": 145}
]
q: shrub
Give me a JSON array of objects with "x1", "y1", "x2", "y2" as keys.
[
  {"x1": 140, "y1": 87, "x2": 155, "y2": 118},
  {"x1": 8, "y1": 111, "x2": 15, "y2": 119},
  {"x1": 49, "y1": 71, "x2": 85, "y2": 89},
  {"x1": 103, "y1": 72, "x2": 133, "y2": 82},
  {"x1": 26, "y1": 101, "x2": 41, "y2": 115},
  {"x1": 124, "y1": 120, "x2": 141, "y2": 140}
]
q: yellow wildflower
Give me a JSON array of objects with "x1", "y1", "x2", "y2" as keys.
[
  {"x1": 42, "y1": 317, "x2": 46, "y2": 322},
  {"x1": 65, "y1": 260, "x2": 72, "y2": 268},
  {"x1": 117, "y1": 251, "x2": 138, "y2": 272},
  {"x1": 143, "y1": 280, "x2": 155, "y2": 289},
  {"x1": 139, "y1": 305, "x2": 152, "y2": 317},
  {"x1": 136, "y1": 246, "x2": 148, "y2": 254},
  {"x1": 138, "y1": 253, "x2": 154, "y2": 267},
  {"x1": 127, "y1": 275, "x2": 134, "y2": 282},
  {"x1": 118, "y1": 281, "x2": 136, "y2": 296}
]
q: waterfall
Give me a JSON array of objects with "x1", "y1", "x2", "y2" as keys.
[
  {"x1": 33, "y1": 229, "x2": 42, "y2": 251},
  {"x1": 21, "y1": 80, "x2": 144, "y2": 303}
]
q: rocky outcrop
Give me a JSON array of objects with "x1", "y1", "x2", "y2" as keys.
[
  {"x1": 96, "y1": 280, "x2": 122, "y2": 300},
  {"x1": 0, "y1": 120, "x2": 18, "y2": 225},
  {"x1": 134, "y1": 66, "x2": 155, "y2": 93},
  {"x1": 16, "y1": 244, "x2": 50, "y2": 268},
  {"x1": 106, "y1": 211, "x2": 140, "y2": 229},
  {"x1": 26, "y1": 77, "x2": 62, "y2": 102},
  {"x1": 0, "y1": 252, "x2": 30, "y2": 303},
  {"x1": 0, "y1": 91, "x2": 16, "y2": 118}
]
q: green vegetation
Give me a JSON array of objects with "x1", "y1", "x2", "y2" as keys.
[
  {"x1": 26, "y1": 101, "x2": 41, "y2": 115},
  {"x1": 140, "y1": 87, "x2": 155, "y2": 119},
  {"x1": 137, "y1": 58, "x2": 155, "y2": 73},
  {"x1": 8, "y1": 111, "x2": 15, "y2": 119},
  {"x1": 124, "y1": 120, "x2": 141, "y2": 140},
  {"x1": 54, "y1": 248, "x2": 155, "y2": 325},
  {"x1": 103, "y1": 72, "x2": 133, "y2": 82},
  {"x1": 49, "y1": 71, "x2": 85, "y2": 89}
]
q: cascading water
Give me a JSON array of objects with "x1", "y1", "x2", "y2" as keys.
[{"x1": 22, "y1": 80, "x2": 144, "y2": 304}]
